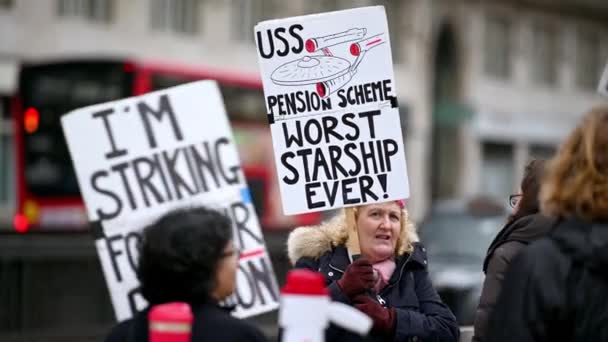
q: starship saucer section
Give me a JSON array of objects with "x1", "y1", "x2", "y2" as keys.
[{"x1": 271, "y1": 56, "x2": 351, "y2": 86}]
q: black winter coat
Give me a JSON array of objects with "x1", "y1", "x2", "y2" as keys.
[
  {"x1": 105, "y1": 301, "x2": 268, "y2": 342},
  {"x1": 295, "y1": 244, "x2": 459, "y2": 342},
  {"x1": 472, "y1": 214, "x2": 554, "y2": 342},
  {"x1": 487, "y1": 217, "x2": 608, "y2": 341}
]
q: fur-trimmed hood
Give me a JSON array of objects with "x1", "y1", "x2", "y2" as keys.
[{"x1": 287, "y1": 209, "x2": 419, "y2": 265}]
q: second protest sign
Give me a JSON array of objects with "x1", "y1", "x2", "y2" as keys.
[{"x1": 61, "y1": 81, "x2": 279, "y2": 321}]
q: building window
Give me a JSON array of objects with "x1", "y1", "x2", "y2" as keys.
[
  {"x1": 576, "y1": 29, "x2": 602, "y2": 90},
  {"x1": 305, "y1": 0, "x2": 374, "y2": 15},
  {"x1": 1, "y1": 97, "x2": 9, "y2": 119},
  {"x1": 0, "y1": 0, "x2": 14, "y2": 10},
  {"x1": 57, "y1": 0, "x2": 114, "y2": 23},
  {"x1": 530, "y1": 23, "x2": 558, "y2": 86},
  {"x1": 484, "y1": 14, "x2": 511, "y2": 79},
  {"x1": 481, "y1": 142, "x2": 514, "y2": 201},
  {"x1": 386, "y1": 0, "x2": 406, "y2": 64},
  {"x1": 233, "y1": 0, "x2": 281, "y2": 42},
  {"x1": 150, "y1": 0, "x2": 200, "y2": 35},
  {"x1": 530, "y1": 144, "x2": 556, "y2": 160},
  {"x1": 0, "y1": 98, "x2": 14, "y2": 209},
  {"x1": 0, "y1": 131, "x2": 13, "y2": 206},
  {"x1": 305, "y1": 0, "x2": 340, "y2": 14}
]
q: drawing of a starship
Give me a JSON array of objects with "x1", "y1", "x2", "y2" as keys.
[{"x1": 271, "y1": 56, "x2": 351, "y2": 86}]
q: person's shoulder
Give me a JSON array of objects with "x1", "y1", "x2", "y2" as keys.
[
  {"x1": 512, "y1": 236, "x2": 567, "y2": 279},
  {"x1": 493, "y1": 240, "x2": 527, "y2": 260},
  {"x1": 294, "y1": 245, "x2": 341, "y2": 271},
  {"x1": 225, "y1": 316, "x2": 269, "y2": 341},
  {"x1": 287, "y1": 213, "x2": 345, "y2": 265},
  {"x1": 233, "y1": 318, "x2": 270, "y2": 341},
  {"x1": 194, "y1": 307, "x2": 268, "y2": 341},
  {"x1": 105, "y1": 321, "x2": 129, "y2": 342},
  {"x1": 525, "y1": 236, "x2": 563, "y2": 258},
  {"x1": 507, "y1": 213, "x2": 555, "y2": 242},
  {"x1": 402, "y1": 242, "x2": 428, "y2": 269},
  {"x1": 298, "y1": 248, "x2": 334, "y2": 261},
  {"x1": 294, "y1": 255, "x2": 320, "y2": 267},
  {"x1": 105, "y1": 318, "x2": 136, "y2": 342}
]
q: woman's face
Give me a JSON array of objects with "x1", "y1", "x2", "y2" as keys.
[
  {"x1": 212, "y1": 240, "x2": 239, "y2": 301},
  {"x1": 356, "y1": 202, "x2": 401, "y2": 263}
]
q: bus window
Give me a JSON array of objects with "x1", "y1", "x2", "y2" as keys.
[
  {"x1": 220, "y1": 85, "x2": 267, "y2": 123},
  {"x1": 19, "y1": 63, "x2": 132, "y2": 198},
  {"x1": 151, "y1": 73, "x2": 267, "y2": 123},
  {"x1": 150, "y1": 73, "x2": 194, "y2": 91}
]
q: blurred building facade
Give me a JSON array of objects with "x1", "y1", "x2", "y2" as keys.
[{"x1": 1, "y1": 0, "x2": 607, "y2": 223}]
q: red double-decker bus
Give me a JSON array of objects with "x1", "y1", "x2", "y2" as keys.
[{"x1": 12, "y1": 58, "x2": 320, "y2": 233}]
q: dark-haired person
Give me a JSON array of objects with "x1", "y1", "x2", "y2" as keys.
[
  {"x1": 472, "y1": 159, "x2": 555, "y2": 342},
  {"x1": 105, "y1": 206, "x2": 268, "y2": 342},
  {"x1": 488, "y1": 106, "x2": 608, "y2": 341}
]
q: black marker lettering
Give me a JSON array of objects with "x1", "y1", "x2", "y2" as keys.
[
  {"x1": 92, "y1": 108, "x2": 128, "y2": 159},
  {"x1": 137, "y1": 94, "x2": 183, "y2": 148},
  {"x1": 91, "y1": 170, "x2": 123, "y2": 220}
]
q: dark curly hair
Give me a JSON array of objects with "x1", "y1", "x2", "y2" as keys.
[{"x1": 137, "y1": 206, "x2": 233, "y2": 305}]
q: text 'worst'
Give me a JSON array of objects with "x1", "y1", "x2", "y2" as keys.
[{"x1": 278, "y1": 109, "x2": 401, "y2": 209}]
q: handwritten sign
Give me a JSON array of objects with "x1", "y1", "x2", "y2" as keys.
[
  {"x1": 255, "y1": 6, "x2": 410, "y2": 215},
  {"x1": 61, "y1": 81, "x2": 279, "y2": 321}
]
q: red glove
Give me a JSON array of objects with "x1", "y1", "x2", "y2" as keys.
[
  {"x1": 337, "y1": 258, "x2": 375, "y2": 298},
  {"x1": 353, "y1": 294, "x2": 397, "y2": 335}
]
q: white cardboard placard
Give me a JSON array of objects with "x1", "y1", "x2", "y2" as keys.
[
  {"x1": 61, "y1": 81, "x2": 279, "y2": 321},
  {"x1": 255, "y1": 6, "x2": 409, "y2": 215}
]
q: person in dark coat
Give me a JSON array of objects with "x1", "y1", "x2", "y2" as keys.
[
  {"x1": 472, "y1": 159, "x2": 555, "y2": 342},
  {"x1": 105, "y1": 207, "x2": 268, "y2": 342},
  {"x1": 287, "y1": 201, "x2": 459, "y2": 341},
  {"x1": 487, "y1": 106, "x2": 608, "y2": 341}
]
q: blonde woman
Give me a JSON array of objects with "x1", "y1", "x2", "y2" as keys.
[
  {"x1": 488, "y1": 106, "x2": 608, "y2": 341},
  {"x1": 288, "y1": 200, "x2": 459, "y2": 341}
]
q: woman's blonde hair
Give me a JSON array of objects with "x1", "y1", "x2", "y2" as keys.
[
  {"x1": 540, "y1": 106, "x2": 608, "y2": 221},
  {"x1": 329, "y1": 202, "x2": 417, "y2": 256}
]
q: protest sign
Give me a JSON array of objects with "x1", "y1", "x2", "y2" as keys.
[
  {"x1": 61, "y1": 81, "x2": 279, "y2": 321},
  {"x1": 599, "y1": 60, "x2": 608, "y2": 96},
  {"x1": 255, "y1": 6, "x2": 409, "y2": 215}
]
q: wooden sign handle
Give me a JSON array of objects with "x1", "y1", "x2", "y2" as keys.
[{"x1": 346, "y1": 223, "x2": 361, "y2": 260}]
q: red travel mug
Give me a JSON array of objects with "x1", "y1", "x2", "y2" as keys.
[{"x1": 149, "y1": 302, "x2": 193, "y2": 342}]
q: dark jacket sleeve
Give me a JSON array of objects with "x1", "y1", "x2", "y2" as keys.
[
  {"x1": 472, "y1": 241, "x2": 526, "y2": 342},
  {"x1": 105, "y1": 321, "x2": 129, "y2": 342},
  {"x1": 293, "y1": 256, "x2": 320, "y2": 272},
  {"x1": 294, "y1": 257, "x2": 350, "y2": 304},
  {"x1": 487, "y1": 239, "x2": 568, "y2": 342},
  {"x1": 240, "y1": 321, "x2": 270, "y2": 342},
  {"x1": 394, "y1": 269, "x2": 460, "y2": 342},
  {"x1": 105, "y1": 314, "x2": 149, "y2": 342}
]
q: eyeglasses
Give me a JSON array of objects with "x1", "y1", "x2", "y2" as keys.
[{"x1": 509, "y1": 194, "x2": 522, "y2": 208}]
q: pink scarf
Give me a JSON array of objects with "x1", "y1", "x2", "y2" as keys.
[{"x1": 372, "y1": 258, "x2": 396, "y2": 293}]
